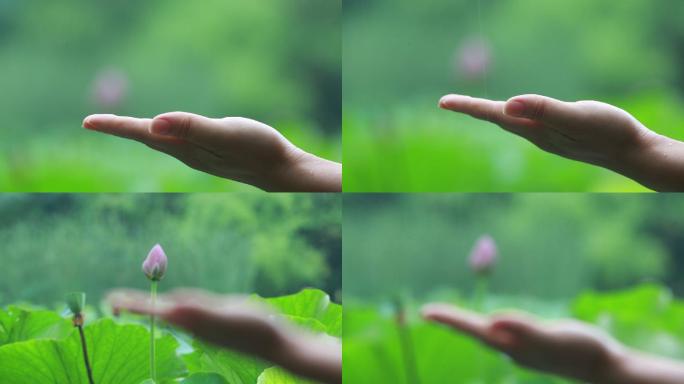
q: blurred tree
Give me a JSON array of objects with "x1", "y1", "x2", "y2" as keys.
[
  {"x1": 0, "y1": 0, "x2": 340, "y2": 191},
  {"x1": 343, "y1": 194, "x2": 678, "y2": 301},
  {"x1": 0, "y1": 194, "x2": 341, "y2": 307}
]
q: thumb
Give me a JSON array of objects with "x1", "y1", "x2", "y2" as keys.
[
  {"x1": 504, "y1": 95, "x2": 582, "y2": 127},
  {"x1": 150, "y1": 112, "x2": 224, "y2": 147},
  {"x1": 489, "y1": 315, "x2": 540, "y2": 350}
]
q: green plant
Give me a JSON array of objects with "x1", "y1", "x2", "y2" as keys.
[
  {"x1": 0, "y1": 288, "x2": 340, "y2": 383},
  {"x1": 67, "y1": 292, "x2": 94, "y2": 384},
  {"x1": 0, "y1": 240, "x2": 340, "y2": 383},
  {"x1": 344, "y1": 284, "x2": 684, "y2": 383},
  {"x1": 141, "y1": 244, "x2": 168, "y2": 383}
]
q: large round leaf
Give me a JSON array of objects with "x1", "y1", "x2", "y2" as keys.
[{"x1": 0, "y1": 318, "x2": 185, "y2": 383}]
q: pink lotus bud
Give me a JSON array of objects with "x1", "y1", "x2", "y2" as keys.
[
  {"x1": 142, "y1": 244, "x2": 168, "y2": 281},
  {"x1": 91, "y1": 67, "x2": 128, "y2": 110},
  {"x1": 468, "y1": 235, "x2": 497, "y2": 275},
  {"x1": 454, "y1": 36, "x2": 492, "y2": 81}
]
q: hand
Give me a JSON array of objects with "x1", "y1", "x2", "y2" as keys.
[
  {"x1": 440, "y1": 94, "x2": 684, "y2": 191},
  {"x1": 422, "y1": 303, "x2": 684, "y2": 384},
  {"x1": 83, "y1": 112, "x2": 341, "y2": 192},
  {"x1": 108, "y1": 289, "x2": 342, "y2": 384},
  {"x1": 422, "y1": 303, "x2": 622, "y2": 382}
]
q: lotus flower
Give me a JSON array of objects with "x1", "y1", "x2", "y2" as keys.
[
  {"x1": 142, "y1": 244, "x2": 168, "y2": 281},
  {"x1": 142, "y1": 244, "x2": 167, "y2": 382},
  {"x1": 468, "y1": 235, "x2": 497, "y2": 275},
  {"x1": 454, "y1": 36, "x2": 492, "y2": 81},
  {"x1": 91, "y1": 67, "x2": 128, "y2": 110}
]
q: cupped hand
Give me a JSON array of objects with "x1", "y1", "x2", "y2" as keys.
[
  {"x1": 83, "y1": 112, "x2": 341, "y2": 192},
  {"x1": 421, "y1": 303, "x2": 624, "y2": 383},
  {"x1": 108, "y1": 288, "x2": 341, "y2": 384},
  {"x1": 440, "y1": 94, "x2": 684, "y2": 191}
]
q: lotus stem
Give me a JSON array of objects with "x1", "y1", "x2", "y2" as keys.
[
  {"x1": 75, "y1": 316, "x2": 95, "y2": 384},
  {"x1": 150, "y1": 280, "x2": 158, "y2": 382},
  {"x1": 394, "y1": 298, "x2": 420, "y2": 384}
]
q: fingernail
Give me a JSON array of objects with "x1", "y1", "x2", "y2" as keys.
[
  {"x1": 82, "y1": 118, "x2": 94, "y2": 129},
  {"x1": 82, "y1": 116, "x2": 100, "y2": 129},
  {"x1": 438, "y1": 96, "x2": 450, "y2": 109},
  {"x1": 83, "y1": 114, "x2": 114, "y2": 130},
  {"x1": 504, "y1": 100, "x2": 527, "y2": 117},
  {"x1": 151, "y1": 118, "x2": 173, "y2": 136}
]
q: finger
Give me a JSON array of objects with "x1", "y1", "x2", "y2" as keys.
[
  {"x1": 106, "y1": 289, "x2": 173, "y2": 317},
  {"x1": 421, "y1": 303, "x2": 489, "y2": 342},
  {"x1": 504, "y1": 94, "x2": 584, "y2": 128},
  {"x1": 439, "y1": 94, "x2": 533, "y2": 127},
  {"x1": 164, "y1": 303, "x2": 268, "y2": 331},
  {"x1": 150, "y1": 112, "x2": 226, "y2": 149},
  {"x1": 162, "y1": 289, "x2": 250, "y2": 309},
  {"x1": 83, "y1": 114, "x2": 155, "y2": 143}
]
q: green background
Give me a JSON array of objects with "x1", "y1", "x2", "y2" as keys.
[
  {"x1": 344, "y1": 194, "x2": 684, "y2": 382},
  {"x1": 0, "y1": 193, "x2": 341, "y2": 307},
  {"x1": 0, "y1": 0, "x2": 341, "y2": 192}
]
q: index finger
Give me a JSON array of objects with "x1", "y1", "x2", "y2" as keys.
[
  {"x1": 421, "y1": 303, "x2": 490, "y2": 342},
  {"x1": 107, "y1": 289, "x2": 173, "y2": 317},
  {"x1": 83, "y1": 114, "x2": 155, "y2": 142},
  {"x1": 439, "y1": 94, "x2": 536, "y2": 136}
]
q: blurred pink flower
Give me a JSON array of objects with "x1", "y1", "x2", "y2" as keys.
[
  {"x1": 454, "y1": 36, "x2": 492, "y2": 81},
  {"x1": 91, "y1": 67, "x2": 128, "y2": 109},
  {"x1": 143, "y1": 244, "x2": 168, "y2": 281},
  {"x1": 468, "y1": 235, "x2": 497, "y2": 275}
]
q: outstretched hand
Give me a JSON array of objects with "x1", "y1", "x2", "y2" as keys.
[
  {"x1": 440, "y1": 94, "x2": 684, "y2": 191},
  {"x1": 422, "y1": 303, "x2": 684, "y2": 384},
  {"x1": 83, "y1": 112, "x2": 341, "y2": 192},
  {"x1": 422, "y1": 303, "x2": 621, "y2": 382},
  {"x1": 108, "y1": 289, "x2": 342, "y2": 384}
]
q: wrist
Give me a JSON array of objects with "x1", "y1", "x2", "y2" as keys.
[
  {"x1": 270, "y1": 328, "x2": 341, "y2": 384},
  {"x1": 598, "y1": 347, "x2": 684, "y2": 384},
  {"x1": 609, "y1": 131, "x2": 684, "y2": 192},
  {"x1": 596, "y1": 347, "x2": 633, "y2": 384},
  {"x1": 265, "y1": 147, "x2": 342, "y2": 192}
]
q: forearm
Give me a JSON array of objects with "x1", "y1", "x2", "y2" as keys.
[
  {"x1": 603, "y1": 348, "x2": 684, "y2": 384},
  {"x1": 609, "y1": 134, "x2": 684, "y2": 192}
]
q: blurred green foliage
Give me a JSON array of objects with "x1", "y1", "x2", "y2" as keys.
[
  {"x1": 0, "y1": 0, "x2": 340, "y2": 191},
  {"x1": 343, "y1": 0, "x2": 684, "y2": 191},
  {"x1": 344, "y1": 284, "x2": 684, "y2": 383},
  {"x1": 0, "y1": 193, "x2": 341, "y2": 307},
  {"x1": 0, "y1": 288, "x2": 341, "y2": 383},
  {"x1": 344, "y1": 194, "x2": 684, "y2": 300}
]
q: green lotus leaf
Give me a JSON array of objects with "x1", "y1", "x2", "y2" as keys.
[
  {"x1": 264, "y1": 289, "x2": 342, "y2": 337},
  {"x1": 180, "y1": 372, "x2": 230, "y2": 383},
  {"x1": 0, "y1": 318, "x2": 185, "y2": 384},
  {"x1": 184, "y1": 343, "x2": 266, "y2": 384},
  {"x1": 0, "y1": 306, "x2": 72, "y2": 346},
  {"x1": 256, "y1": 367, "x2": 314, "y2": 384}
]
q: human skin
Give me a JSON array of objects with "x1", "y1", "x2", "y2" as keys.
[
  {"x1": 422, "y1": 303, "x2": 684, "y2": 384},
  {"x1": 440, "y1": 94, "x2": 684, "y2": 192},
  {"x1": 108, "y1": 289, "x2": 342, "y2": 384},
  {"x1": 83, "y1": 112, "x2": 342, "y2": 192}
]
